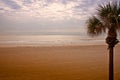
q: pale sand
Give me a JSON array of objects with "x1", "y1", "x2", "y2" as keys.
[{"x1": 0, "y1": 45, "x2": 120, "y2": 80}]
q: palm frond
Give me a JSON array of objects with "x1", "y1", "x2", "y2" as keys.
[
  {"x1": 86, "y1": 17, "x2": 105, "y2": 36},
  {"x1": 97, "y1": 2, "x2": 111, "y2": 19},
  {"x1": 98, "y1": 2, "x2": 119, "y2": 19},
  {"x1": 116, "y1": 2, "x2": 120, "y2": 30}
]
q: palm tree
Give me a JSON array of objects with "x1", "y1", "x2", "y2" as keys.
[{"x1": 86, "y1": 1, "x2": 120, "y2": 80}]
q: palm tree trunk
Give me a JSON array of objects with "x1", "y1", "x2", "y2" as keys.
[{"x1": 109, "y1": 47, "x2": 114, "y2": 80}]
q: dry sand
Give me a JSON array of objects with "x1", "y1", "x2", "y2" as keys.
[{"x1": 0, "y1": 45, "x2": 120, "y2": 80}]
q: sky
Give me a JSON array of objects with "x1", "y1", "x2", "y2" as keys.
[{"x1": 0, "y1": 0, "x2": 115, "y2": 35}]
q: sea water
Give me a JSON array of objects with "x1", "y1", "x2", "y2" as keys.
[{"x1": 0, "y1": 35, "x2": 105, "y2": 47}]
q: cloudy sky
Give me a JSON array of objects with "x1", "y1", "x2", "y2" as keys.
[{"x1": 0, "y1": 0, "x2": 114, "y2": 35}]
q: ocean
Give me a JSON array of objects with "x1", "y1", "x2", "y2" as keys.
[{"x1": 0, "y1": 35, "x2": 105, "y2": 47}]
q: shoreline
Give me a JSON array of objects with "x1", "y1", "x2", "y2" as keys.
[{"x1": 0, "y1": 43, "x2": 108, "y2": 48}]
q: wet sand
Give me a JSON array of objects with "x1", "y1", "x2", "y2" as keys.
[{"x1": 0, "y1": 45, "x2": 120, "y2": 80}]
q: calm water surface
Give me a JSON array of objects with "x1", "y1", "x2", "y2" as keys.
[{"x1": 0, "y1": 35, "x2": 105, "y2": 46}]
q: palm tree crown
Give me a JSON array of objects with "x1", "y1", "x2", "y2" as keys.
[
  {"x1": 87, "y1": 1, "x2": 120, "y2": 36},
  {"x1": 87, "y1": 1, "x2": 120, "y2": 48}
]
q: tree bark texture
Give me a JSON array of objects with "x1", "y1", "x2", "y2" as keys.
[{"x1": 109, "y1": 47, "x2": 114, "y2": 80}]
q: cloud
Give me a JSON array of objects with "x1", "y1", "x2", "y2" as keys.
[
  {"x1": 0, "y1": 0, "x2": 115, "y2": 21},
  {"x1": 0, "y1": 0, "x2": 21, "y2": 10},
  {"x1": 0, "y1": 0, "x2": 116, "y2": 35},
  {"x1": 23, "y1": 0, "x2": 33, "y2": 4},
  {"x1": 0, "y1": 0, "x2": 90, "y2": 21}
]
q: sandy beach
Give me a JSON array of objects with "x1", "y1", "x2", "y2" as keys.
[{"x1": 0, "y1": 45, "x2": 120, "y2": 80}]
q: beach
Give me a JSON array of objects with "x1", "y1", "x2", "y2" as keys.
[{"x1": 0, "y1": 45, "x2": 120, "y2": 80}]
